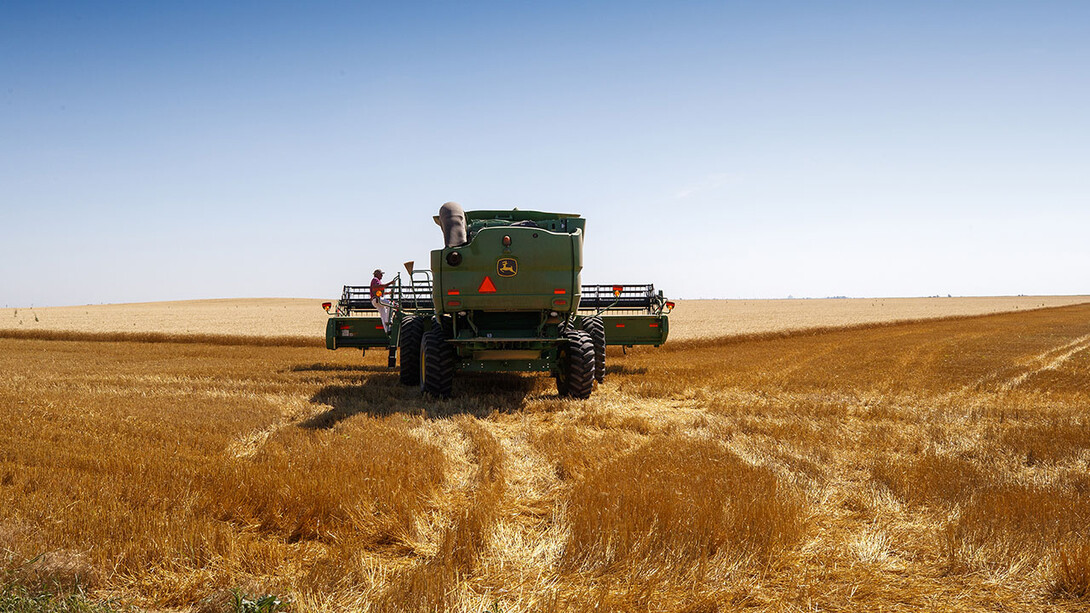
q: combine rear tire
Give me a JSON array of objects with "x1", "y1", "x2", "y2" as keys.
[
  {"x1": 556, "y1": 330, "x2": 595, "y2": 399},
  {"x1": 581, "y1": 316, "x2": 606, "y2": 383},
  {"x1": 398, "y1": 316, "x2": 424, "y2": 385},
  {"x1": 420, "y1": 325, "x2": 455, "y2": 398}
]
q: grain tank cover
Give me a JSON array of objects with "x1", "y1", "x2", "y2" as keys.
[
  {"x1": 464, "y1": 209, "x2": 586, "y2": 237},
  {"x1": 434, "y1": 201, "x2": 468, "y2": 248}
]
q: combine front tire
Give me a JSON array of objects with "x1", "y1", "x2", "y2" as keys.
[
  {"x1": 399, "y1": 316, "x2": 424, "y2": 385},
  {"x1": 556, "y1": 330, "x2": 595, "y2": 399},
  {"x1": 420, "y1": 326, "x2": 455, "y2": 398},
  {"x1": 582, "y1": 316, "x2": 606, "y2": 383}
]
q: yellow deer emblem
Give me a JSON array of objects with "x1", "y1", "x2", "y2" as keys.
[{"x1": 497, "y1": 258, "x2": 517, "y2": 277}]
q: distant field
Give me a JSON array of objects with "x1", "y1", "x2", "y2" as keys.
[
  {"x1": 669, "y1": 295, "x2": 1090, "y2": 339},
  {"x1": 3, "y1": 303, "x2": 1090, "y2": 611},
  {"x1": 2, "y1": 295, "x2": 1088, "y2": 340},
  {"x1": 0, "y1": 298, "x2": 330, "y2": 339}
]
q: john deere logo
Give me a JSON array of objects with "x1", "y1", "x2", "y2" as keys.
[{"x1": 497, "y1": 258, "x2": 518, "y2": 277}]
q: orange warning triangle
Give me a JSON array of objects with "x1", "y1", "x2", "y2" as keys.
[{"x1": 478, "y1": 276, "x2": 497, "y2": 293}]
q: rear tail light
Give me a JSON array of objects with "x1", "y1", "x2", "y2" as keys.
[
  {"x1": 447, "y1": 289, "x2": 460, "y2": 295},
  {"x1": 554, "y1": 289, "x2": 566, "y2": 294}
]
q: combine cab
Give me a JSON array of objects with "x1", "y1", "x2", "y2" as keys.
[{"x1": 324, "y1": 203, "x2": 673, "y2": 398}]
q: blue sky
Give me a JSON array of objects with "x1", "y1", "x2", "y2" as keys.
[{"x1": 2, "y1": 1, "x2": 1088, "y2": 306}]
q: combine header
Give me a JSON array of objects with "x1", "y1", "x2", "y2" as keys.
[{"x1": 324, "y1": 203, "x2": 673, "y2": 398}]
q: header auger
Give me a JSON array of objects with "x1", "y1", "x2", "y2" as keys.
[{"x1": 324, "y1": 202, "x2": 673, "y2": 398}]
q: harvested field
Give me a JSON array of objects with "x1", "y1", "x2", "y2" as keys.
[
  {"x1": 2, "y1": 295, "x2": 1088, "y2": 341},
  {"x1": 668, "y1": 295, "x2": 1090, "y2": 340},
  {"x1": 3, "y1": 303, "x2": 1090, "y2": 611}
]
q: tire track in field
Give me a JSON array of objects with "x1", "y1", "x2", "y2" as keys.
[
  {"x1": 227, "y1": 396, "x2": 324, "y2": 458},
  {"x1": 956, "y1": 333, "x2": 1090, "y2": 397},
  {"x1": 997, "y1": 333, "x2": 1090, "y2": 392}
]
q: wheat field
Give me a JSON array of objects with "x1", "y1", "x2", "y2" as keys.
[
  {"x1": 3, "y1": 295, "x2": 1089, "y2": 340},
  {"x1": 2, "y1": 300, "x2": 1090, "y2": 611}
]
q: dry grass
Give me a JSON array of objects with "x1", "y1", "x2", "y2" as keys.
[{"x1": 2, "y1": 303, "x2": 1090, "y2": 611}]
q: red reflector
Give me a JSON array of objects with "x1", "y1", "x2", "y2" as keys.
[
  {"x1": 553, "y1": 299, "x2": 567, "y2": 306},
  {"x1": 447, "y1": 300, "x2": 461, "y2": 307},
  {"x1": 375, "y1": 325, "x2": 384, "y2": 330},
  {"x1": 339, "y1": 325, "x2": 349, "y2": 330},
  {"x1": 554, "y1": 289, "x2": 566, "y2": 295},
  {"x1": 447, "y1": 289, "x2": 460, "y2": 295},
  {"x1": 649, "y1": 323, "x2": 659, "y2": 327},
  {"x1": 615, "y1": 323, "x2": 626, "y2": 328},
  {"x1": 478, "y1": 276, "x2": 497, "y2": 293}
]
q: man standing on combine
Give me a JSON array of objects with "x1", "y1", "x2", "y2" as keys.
[{"x1": 370, "y1": 269, "x2": 395, "y2": 333}]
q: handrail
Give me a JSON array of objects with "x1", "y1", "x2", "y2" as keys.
[{"x1": 336, "y1": 280, "x2": 664, "y2": 316}]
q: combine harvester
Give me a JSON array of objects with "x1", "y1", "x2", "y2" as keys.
[{"x1": 323, "y1": 202, "x2": 673, "y2": 398}]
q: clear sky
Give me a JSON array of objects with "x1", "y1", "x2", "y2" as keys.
[{"x1": 2, "y1": 1, "x2": 1088, "y2": 307}]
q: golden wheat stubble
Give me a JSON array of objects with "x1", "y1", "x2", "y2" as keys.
[{"x1": 2, "y1": 304, "x2": 1090, "y2": 610}]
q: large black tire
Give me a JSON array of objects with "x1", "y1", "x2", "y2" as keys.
[
  {"x1": 398, "y1": 316, "x2": 424, "y2": 385},
  {"x1": 581, "y1": 316, "x2": 606, "y2": 383},
  {"x1": 556, "y1": 330, "x2": 595, "y2": 399},
  {"x1": 420, "y1": 325, "x2": 455, "y2": 398}
]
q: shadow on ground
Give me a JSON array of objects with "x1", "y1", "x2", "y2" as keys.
[
  {"x1": 289, "y1": 362, "x2": 389, "y2": 373},
  {"x1": 605, "y1": 364, "x2": 648, "y2": 376},
  {"x1": 302, "y1": 372, "x2": 542, "y2": 429}
]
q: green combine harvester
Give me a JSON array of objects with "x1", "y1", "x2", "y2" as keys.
[{"x1": 323, "y1": 202, "x2": 673, "y2": 398}]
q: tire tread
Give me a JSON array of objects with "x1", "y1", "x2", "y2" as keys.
[
  {"x1": 582, "y1": 316, "x2": 606, "y2": 383},
  {"x1": 399, "y1": 316, "x2": 424, "y2": 385},
  {"x1": 557, "y1": 329, "x2": 595, "y2": 399},
  {"x1": 421, "y1": 323, "x2": 455, "y2": 398}
]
